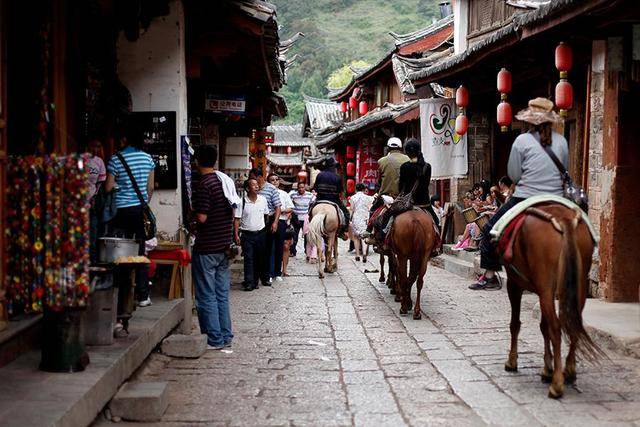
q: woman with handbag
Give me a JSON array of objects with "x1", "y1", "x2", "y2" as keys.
[
  {"x1": 105, "y1": 126, "x2": 156, "y2": 307},
  {"x1": 469, "y1": 97, "x2": 569, "y2": 291}
]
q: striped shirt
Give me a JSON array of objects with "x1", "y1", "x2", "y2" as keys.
[
  {"x1": 192, "y1": 173, "x2": 234, "y2": 253},
  {"x1": 259, "y1": 182, "x2": 281, "y2": 214},
  {"x1": 107, "y1": 147, "x2": 155, "y2": 208},
  {"x1": 288, "y1": 190, "x2": 314, "y2": 219}
]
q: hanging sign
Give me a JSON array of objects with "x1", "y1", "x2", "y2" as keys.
[
  {"x1": 419, "y1": 98, "x2": 468, "y2": 179},
  {"x1": 358, "y1": 138, "x2": 382, "y2": 192},
  {"x1": 205, "y1": 95, "x2": 246, "y2": 113}
]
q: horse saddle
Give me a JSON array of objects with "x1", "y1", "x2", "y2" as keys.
[{"x1": 314, "y1": 201, "x2": 346, "y2": 228}]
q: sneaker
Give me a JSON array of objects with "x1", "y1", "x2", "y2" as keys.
[
  {"x1": 484, "y1": 276, "x2": 502, "y2": 290},
  {"x1": 468, "y1": 276, "x2": 487, "y2": 290},
  {"x1": 275, "y1": 276, "x2": 284, "y2": 282},
  {"x1": 138, "y1": 297, "x2": 152, "y2": 307},
  {"x1": 224, "y1": 342, "x2": 232, "y2": 348},
  {"x1": 242, "y1": 286, "x2": 254, "y2": 292},
  {"x1": 207, "y1": 344, "x2": 224, "y2": 350}
]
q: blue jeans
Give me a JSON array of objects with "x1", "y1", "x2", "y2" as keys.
[
  {"x1": 192, "y1": 252, "x2": 233, "y2": 347},
  {"x1": 240, "y1": 230, "x2": 267, "y2": 287},
  {"x1": 479, "y1": 196, "x2": 525, "y2": 271}
]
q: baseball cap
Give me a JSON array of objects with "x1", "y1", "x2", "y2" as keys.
[{"x1": 387, "y1": 137, "x2": 402, "y2": 148}]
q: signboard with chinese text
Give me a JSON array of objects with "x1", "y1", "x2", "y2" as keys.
[
  {"x1": 358, "y1": 138, "x2": 382, "y2": 193},
  {"x1": 205, "y1": 95, "x2": 246, "y2": 114}
]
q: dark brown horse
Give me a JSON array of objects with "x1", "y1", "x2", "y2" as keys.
[
  {"x1": 388, "y1": 209, "x2": 438, "y2": 320},
  {"x1": 502, "y1": 203, "x2": 603, "y2": 398}
]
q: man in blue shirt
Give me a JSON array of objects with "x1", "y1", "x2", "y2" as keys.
[
  {"x1": 249, "y1": 168, "x2": 281, "y2": 285},
  {"x1": 311, "y1": 157, "x2": 350, "y2": 239}
]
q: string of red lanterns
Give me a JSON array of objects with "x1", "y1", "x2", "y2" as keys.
[
  {"x1": 555, "y1": 42, "x2": 573, "y2": 117},
  {"x1": 455, "y1": 85, "x2": 469, "y2": 136},
  {"x1": 497, "y1": 68, "x2": 513, "y2": 132}
]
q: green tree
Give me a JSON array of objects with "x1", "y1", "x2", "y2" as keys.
[{"x1": 327, "y1": 60, "x2": 370, "y2": 89}]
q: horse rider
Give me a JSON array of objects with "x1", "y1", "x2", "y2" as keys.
[
  {"x1": 469, "y1": 97, "x2": 568, "y2": 291},
  {"x1": 363, "y1": 137, "x2": 409, "y2": 241},
  {"x1": 310, "y1": 157, "x2": 350, "y2": 240}
]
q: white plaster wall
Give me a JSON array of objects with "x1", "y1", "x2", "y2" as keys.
[
  {"x1": 453, "y1": 0, "x2": 469, "y2": 55},
  {"x1": 116, "y1": 0, "x2": 188, "y2": 238}
]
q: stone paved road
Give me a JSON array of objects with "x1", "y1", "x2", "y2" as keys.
[{"x1": 112, "y1": 245, "x2": 640, "y2": 426}]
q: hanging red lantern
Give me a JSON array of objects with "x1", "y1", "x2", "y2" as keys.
[
  {"x1": 297, "y1": 170, "x2": 308, "y2": 182},
  {"x1": 349, "y1": 96, "x2": 358, "y2": 110},
  {"x1": 455, "y1": 114, "x2": 469, "y2": 136},
  {"x1": 555, "y1": 42, "x2": 573, "y2": 77},
  {"x1": 497, "y1": 101, "x2": 513, "y2": 132},
  {"x1": 346, "y1": 162, "x2": 356, "y2": 177},
  {"x1": 286, "y1": 146, "x2": 292, "y2": 154},
  {"x1": 339, "y1": 101, "x2": 348, "y2": 113},
  {"x1": 555, "y1": 80, "x2": 573, "y2": 117},
  {"x1": 497, "y1": 68, "x2": 512, "y2": 97},
  {"x1": 358, "y1": 101, "x2": 369, "y2": 116},
  {"x1": 346, "y1": 145, "x2": 356, "y2": 159},
  {"x1": 455, "y1": 85, "x2": 469, "y2": 109},
  {"x1": 346, "y1": 178, "x2": 356, "y2": 194}
]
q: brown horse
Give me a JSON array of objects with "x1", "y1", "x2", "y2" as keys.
[
  {"x1": 388, "y1": 209, "x2": 438, "y2": 320},
  {"x1": 502, "y1": 204, "x2": 603, "y2": 398},
  {"x1": 308, "y1": 203, "x2": 340, "y2": 279}
]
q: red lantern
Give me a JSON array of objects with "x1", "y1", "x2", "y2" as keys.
[
  {"x1": 349, "y1": 96, "x2": 358, "y2": 110},
  {"x1": 346, "y1": 145, "x2": 356, "y2": 159},
  {"x1": 297, "y1": 170, "x2": 308, "y2": 182},
  {"x1": 555, "y1": 42, "x2": 573, "y2": 77},
  {"x1": 346, "y1": 178, "x2": 356, "y2": 194},
  {"x1": 286, "y1": 146, "x2": 292, "y2": 154},
  {"x1": 358, "y1": 101, "x2": 368, "y2": 115},
  {"x1": 497, "y1": 101, "x2": 513, "y2": 132},
  {"x1": 339, "y1": 101, "x2": 348, "y2": 113},
  {"x1": 455, "y1": 85, "x2": 469, "y2": 109},
  {"x1": 346, "y1": 162, "x2": 356, "y2": 177},
  {"x1": 455, "y1": 114, "x2": 469, "y2": 136},
  {"x1": 497, "y1": 68, "x2": 512, "y2": 96},
  {"x1": 555, "y1": 80, "x2": 573, "y2": 116}
]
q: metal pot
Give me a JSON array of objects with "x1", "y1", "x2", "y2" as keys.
[{"x1": 98, "y1": 237, "x2": 140, "y2": 263}]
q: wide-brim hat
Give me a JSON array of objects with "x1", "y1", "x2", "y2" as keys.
[{"x1": 515, "y1": 97, "x2": 562, "y2": 125}]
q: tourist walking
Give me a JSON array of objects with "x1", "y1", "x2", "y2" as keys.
[
  {"x1": 273, "y1": 175, "x2": 294, "y2": 281},
  {"x1": 349, "y1": 183, "x2": 374, "y2": 261},
  {"x1": 234, "y1": 177, "x2": 269, "y2": 292},
  {"x1": 105, "y1": 125, "x2": 155, "y2": 307},
  {"x1": 249, "y1": 168, "x2": 281, "y2": 285},
  {"x1": 288, "y1": 181, "x2": 313, "y2": 256},
  {"x1": 191, "y1": 145, "x2": 235, "y2": 350}
]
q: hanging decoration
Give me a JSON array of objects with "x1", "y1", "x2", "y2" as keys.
[
  {"x1": 5, "y1": 155, "x2": 91, "y2": 315},
  {"x1": 339, "y1": 101, "x2": 348, "y2": 113},
  {"x1": 346, "y1": 178, "x2": 356, "y2": 195},
  {"x1": 455, "y1": 85, "x2": 469, "y2": 136},
  {"x1": 297, "y1": 170, "x2": 308, "y2": 183},
  {"x1": 346, "y1": 145, "x2": 356, "y2": 159},
  {"x1": 497, "y1": 68, "x2": 513, "y2": 133},
  {"x1": 346, "y1": 162, "x2": 356, "y2": 177},
  {"x1": 358, "y1": 101, "x2": 368, "y2": 116},
  {"x1": 349, "y1": 96, "x2": 358, "y2": 110},
  {"x1": 554, "y1": 42, "x2": 573, "y2": 117}
]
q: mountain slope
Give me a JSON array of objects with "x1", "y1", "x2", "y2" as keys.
[{"x1": 274, "y1": 0, "x2": 441, "y2": 123}]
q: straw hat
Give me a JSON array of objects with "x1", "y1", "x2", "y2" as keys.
[{"x1": 515, "y1": 97, "x2": 562, "y2": 125}]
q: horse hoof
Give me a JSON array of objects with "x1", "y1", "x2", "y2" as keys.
[
  {"x1": 548, "y1": 384, "x2": 564, "y2": 399},
  {"x1": 390, "y1": 288, "x2": 396, "y2": 295},
  {"x1": 413, "y1": 312, "x2": 422, "y2": 320},
  {"x1": 319, "y1": 273, "x2": 324, "y2": 279},
  {"x1": 399, "y1": 309, "x2": 408, "y2": 316},
  {"x1": 540, "y1": 373, "x2": 553, "y2": 384},
  {"x1": 363, "y1": 259, "x2": 367, "y2": 263},
  {"x1": 504, "y1": 363, "x2": 518, "y2": 372},
  {"x1": 564, "y1": 372, "x2": 577, "y2": 385},
  {"x1": 355, "y1": 257, "x2": 360, "y2": 261},
  {"x1": 394, "y1": 295, "x2": 401, "y2": 302}
]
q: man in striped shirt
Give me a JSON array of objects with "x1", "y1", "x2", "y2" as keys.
[
  {"x1": 288, "y1": 181, "x2": 313, "y2": 257},
  {"x1": 191, "y1": 145, "x2": 234, "y2": 350},
  {"x1": 249, "y1": 168, "x2": 281, "y2": 284}
]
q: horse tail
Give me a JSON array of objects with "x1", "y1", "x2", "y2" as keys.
[
  {"x1": 557, "y1": 210, "x2": 604, "y2": 363},
  {"x1": 309, "y1": 213, "x2": 326, "y2": 252}
]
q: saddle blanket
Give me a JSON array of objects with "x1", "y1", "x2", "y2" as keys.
[
  {"x1": 490, "y1": 195, "x2": 599, "y2": 244},
  {"x1": 314, "y1": 201, "x2": 346, "y2": 227}
]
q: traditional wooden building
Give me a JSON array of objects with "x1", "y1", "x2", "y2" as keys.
[
  {"x1": 403, "y1": 0, "x2": 640, "y2": 302},
  {"x1": 266, "y1": 124, "x2": 314, "y2": 184}
]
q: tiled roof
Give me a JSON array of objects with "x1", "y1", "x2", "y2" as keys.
[
  {"x1": 316, "y1": 100, "x2": 419, "y2": 148},
  {"x1": 389, "y1": 14, "x2": 454, "y2": 47},
  {"x1": 392, "y1": 47, "x2": 454, "y2": 95},
  {"x1": 301, "y1": 96, "x2": 342, "y2": 138},
  {"x1": 267, "y1": 151, "x2": 304, "y2": 167},
  {"x1": 267, "y1": 124, "x2": 313, "y2": 147}
]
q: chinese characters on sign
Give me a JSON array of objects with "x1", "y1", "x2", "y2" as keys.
[
  {"x1": 358, "y1": 138, "x2": 382, "y2": 192},
  {"x1": 205, "y1": 97, "x2": 246, "y2": 113}
]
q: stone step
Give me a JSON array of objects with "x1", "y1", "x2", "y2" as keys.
[
  {"x1": 431, "y1": 254, "x2": 476, "y2": 279},
  {"x1": 443, "y1": 244, "x2": 479, "y2": 264},
  {"x1": 109, "y1": 381, "x2": 169, "y2": 422},
  {"x1": 161, "y1": 334, "x2": 207, "y2": 358}
]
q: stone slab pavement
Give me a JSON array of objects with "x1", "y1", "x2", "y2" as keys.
[{"x1": 95, "y1": 245, "x2": 640, "y2": 426}]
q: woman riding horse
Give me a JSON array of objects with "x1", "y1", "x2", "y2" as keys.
[{"x1": 469, "y1": 97, "x2": 569, "y2": 291}]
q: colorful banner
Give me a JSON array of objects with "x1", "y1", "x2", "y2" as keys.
[
  {"x1": 358, "y1": 138, "x2": 382, "y2": 192},
  {"x1": 419, "y1": 98, "x2": 468, "y2": 179}
]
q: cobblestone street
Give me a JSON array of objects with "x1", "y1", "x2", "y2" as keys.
[{"x1": 125, "y1": 246, "x2": 640, "y2": 426}]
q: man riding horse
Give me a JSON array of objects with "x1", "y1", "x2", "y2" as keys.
[{"x1": 309, "y1": 157, "x2": 350, "y2": 240}]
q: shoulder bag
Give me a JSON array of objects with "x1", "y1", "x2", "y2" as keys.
[
  {"x1": 541, "y1": 144, "x2": 589, "y2": 212},
  {"x1": 116, "y1": 152, "x2": 157, "y2": 240}
]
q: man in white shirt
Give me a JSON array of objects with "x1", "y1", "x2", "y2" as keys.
[{"x1": 234, "y1": 178, "x2": 269, "y2": 291}]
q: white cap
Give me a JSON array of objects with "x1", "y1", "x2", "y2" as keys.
[{"x1": 387, "y1": 137, "x2": 402, "y2": 148}]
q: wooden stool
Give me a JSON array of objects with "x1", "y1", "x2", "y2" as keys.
[{"x1": 148, "y1": 249, "x2": 191, "y2": 300}]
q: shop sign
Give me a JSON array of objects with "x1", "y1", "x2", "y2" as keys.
[{"x1": 205, "y1": 95, "x2": 246, "y2": 113}]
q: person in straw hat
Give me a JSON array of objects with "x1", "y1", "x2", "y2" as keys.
[{"x1": 469, "y1": 97, "x2": 569, "y2": 290}]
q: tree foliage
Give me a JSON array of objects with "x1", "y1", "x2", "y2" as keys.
[
  {"x1": 327, "y1": 60, "x2": 371, "y2": 89},
  {"x1": 273, "y1": 0, "x2": 440, "y2": 124}
]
